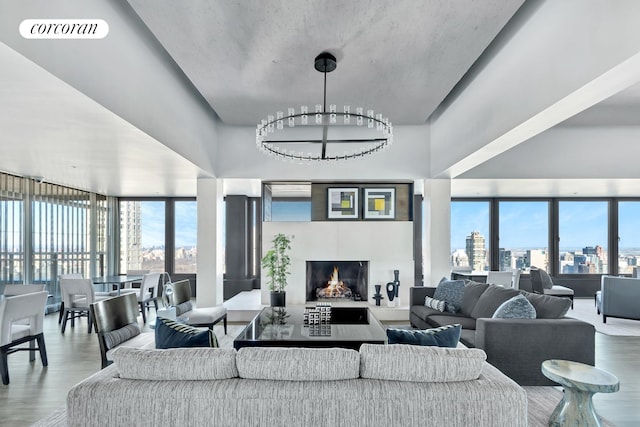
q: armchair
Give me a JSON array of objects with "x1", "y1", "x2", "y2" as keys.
[
  {"x1": 166, "y1": 279, "x2": 227, "y2": 334},
  {"x1": 91, "y1": 293, "x2": 154, "y2": 368},
  {"x1": 0, "y1": 291, "x2": 49, "y2": 384},
  {"x1": 530, "y1": 267, "x2": 574, "y2": 308},
  {"x1": 596, "y1": 276, "x2": 640, "y2": 323}
]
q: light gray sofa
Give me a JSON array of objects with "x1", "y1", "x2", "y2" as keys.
[
  {"x1": 596, "y1": 275, "x2": 640, "y2": 323},
  {"x1": 52, "y1": 345, "x2": 527, "y2": 427},
  {"x1": 410, "y1": 284, "x2": 595, "y2": 386}
]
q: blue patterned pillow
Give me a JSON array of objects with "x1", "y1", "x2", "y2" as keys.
[
  {"x1": 155, "y1": 317, "x2": 218, "y2": 349},
  {"x1": 424, "y1": 296, "x2": 446, "y2": 312},
  {"x1": 492, "y1": 294, "x2": 536, "y2": 319},
  {"x1": 386, "y1": 324, "x2": 461, "y2": 348},
  {"x1": 433, "y1": 278, "x2": 465, "y2": 313}
]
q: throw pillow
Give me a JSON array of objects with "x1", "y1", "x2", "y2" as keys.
[
  {"x1": 386, "y1": 324, "x2": 461, "y2": 348},
  {"x1": 469, "y1": 284, "x2": 520, "y2": 319},
  {"x1": 460, "y1": 280, "x2": 490, "y2": 317},
  {"x1": 522, "y1": 291, "x2": 571, "y2": 318},
  {"x1": 433, "y1": 278, "x2": 465, "y2": 313},
  {"x1": 492, "y1": 294, "x2": 537, "y2": 319},
  {"x1": 424, "y1": 295, "x2": 446, "y2": 312},
  {"x1": 155, "y1": 317, "x2": 218, "y2": 349},
  {"x1": 359, "y1": 344, "x2": 487, "y2": 382},
  {"x1": 533, "y1": 266, "x2": 554, "y2": 289}
]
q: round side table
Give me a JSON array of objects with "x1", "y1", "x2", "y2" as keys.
[{"x1": 541, "y1": 359, "x2": 619, "y2": 427}]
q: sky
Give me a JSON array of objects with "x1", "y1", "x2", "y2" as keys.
[{"x1": 140, "y1": 201, "x2": 197, "y2": 248}]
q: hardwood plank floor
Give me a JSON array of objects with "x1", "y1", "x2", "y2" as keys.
[{"x1": 1, "y1": 300, "x2": 639, "y2": 426}]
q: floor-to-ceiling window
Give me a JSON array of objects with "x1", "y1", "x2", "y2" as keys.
[
  {"x1": 118, "y1": 198, "x2": 196, "y2": 286},
  {"x1": 616, "y1": 200, "x2": 640, "y2": 275},
  {"x1": 498, "y1": 200, "x2": 550, "y2": 272},
  {"x1": 0, "y1": 173, "x2": 110, "y2": 305},
  {"x1": 174, "y1": 200, "x2": 197, "y2": 274},
  {"x1": 558, "y1": 200, "x2": 609, "y2": 274},
  {"x1": 119, "y1": 200, "x2": 166, "y2": 273},
  {"x1": 450, "y1": 200, "x2": 490, "y2": 272}
]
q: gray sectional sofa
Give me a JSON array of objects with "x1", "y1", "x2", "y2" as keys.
[
  {"x1": 410, "y1": 283, "x2": 595, "y2": 386},
  {"x1": 50, "y1": 345, "x2": 527, "y2": 427}
]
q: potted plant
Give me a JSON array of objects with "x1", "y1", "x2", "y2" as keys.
[{"x1": 261, "y1": 233, "x2": 292, "y2": 307}]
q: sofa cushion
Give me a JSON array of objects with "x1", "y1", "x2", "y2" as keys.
[
  {"x1": 460, "y1": 281, "x2": 490, "y2": 317},
  {"x1": 237, "y1": 347, "x2": 360, "y2": 381},
  {"x1": 359, "y1": 343, "x2": 486, "y2": 382},
  {"x1": 522, "y1": 292, "x2": 571, "y2": 318},
  {"x1": 155, "y1": 317, "x2": 218, "y2": 349},
  {"x1": 424, "y1": 295, "x2": 446, "y2": 312},
  {"x1": 459, "y1": 329, "x2": 477, "y2": 348},
  {"x1": 427, "y1": 314, "x2": 477, "y2": 330},
  {"x1": 492, "y1": 295, "x2": 536, "y2": 319},
  {"x1": 386, "y1": 324, "x2": 461, "y2": 347},
  {"x1": 434, "y1": 278, "x2": 465, "y2": 313},
  {"x1": 470, "y1": 285, "x2": 520, "y2": 319},
  {"x1": 111, "y1": 347, "x2": 238, "y2": 380}
]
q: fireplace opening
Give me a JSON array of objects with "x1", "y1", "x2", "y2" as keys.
[{"x1": 306, "y1": 261, "x2": 368, "y2": 302}]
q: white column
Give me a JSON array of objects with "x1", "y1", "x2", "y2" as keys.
[
  {"x1": 423, "y1": 179, "x2": 451, "y2": 285},
  {"x1": 196, "y1": 177, "x2": 224, "y2": 306}
]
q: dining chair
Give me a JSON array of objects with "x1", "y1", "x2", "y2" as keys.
[
  {"x1": 0, "y1": 291, "x2": 49, "y2": 385},
  {"x1": 486, "y1": 271, "x2": 514, "y2": 288},
  {"x1": 60, "y1": 278, "x2": 111, "y2": 333},
  {"x1": 135, "y1": 273, "x2": 161, "y2": 323},
  {"x1": 3, "y1": 284, "x2": 46, "y2": 296},
  {"x1": 121, "y1": 269, "x2": 150, "y2": 290},
  {"x1": 58, "y1": 274, "x2": 117, "y2": 324}
]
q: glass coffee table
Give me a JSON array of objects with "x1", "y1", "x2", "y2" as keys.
[{"x1": 233, "y1": 306, "x2": 387, "y2": 350}]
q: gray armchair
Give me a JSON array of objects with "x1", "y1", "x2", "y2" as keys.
[{"x1": 596, "y1": 276, "x2": 640, "y2": 323}]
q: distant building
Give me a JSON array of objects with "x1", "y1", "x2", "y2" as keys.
[
  {"x1": 466, "y1": 231, "x2": 486, "y2": 272},
  {"x1": 525, "y1": 249, "x2": 548, "y2": 271},
  {"x1": 499, "y1": 248, "x2": 513, "y2": 270},
  {"x1": 120, "y1": 202, "x2": 142, "y2": 271}
]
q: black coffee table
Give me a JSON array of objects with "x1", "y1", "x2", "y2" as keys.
[{"x1": 233, "y1": 306, "x2": 387, "y2": 350}]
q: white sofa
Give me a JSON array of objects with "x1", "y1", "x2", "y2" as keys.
[{"x1": 42, "y1": 345, "x2": 527, "y2": 427}]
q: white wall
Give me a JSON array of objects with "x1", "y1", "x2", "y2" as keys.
[{"x1": 262, "y1": 221, "x2": 414, "y2": 306}]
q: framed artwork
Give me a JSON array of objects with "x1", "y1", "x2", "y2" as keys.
[
  {"x1": 364, "y1": 188, "x2": 395, "y2": 219},
  {"x1": 327, "y1": 187, "x2": 359, "y2": 219}
]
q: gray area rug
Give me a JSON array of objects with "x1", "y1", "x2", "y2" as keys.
[
  {"x1": 568, "y1": 298, "x2": 640, "y2": 337},
  {"x1": 524, "y1": 386, "x2": 614, "y2": 427}
]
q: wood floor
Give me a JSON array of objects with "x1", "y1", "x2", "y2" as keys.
[{"x1": 1, "y1": 300, "x2": 639, "y2": 427}]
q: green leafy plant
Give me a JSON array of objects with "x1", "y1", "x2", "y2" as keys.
[{"x1": 261, "y1": 233, "x2": 292, "y2": 292}]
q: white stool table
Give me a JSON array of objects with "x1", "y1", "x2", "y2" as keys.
[{"x1": 541, "y1": 359, "x2": 619, "y2": 427}]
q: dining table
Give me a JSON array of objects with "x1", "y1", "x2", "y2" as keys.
[{"x1": 91, "y1": 275, "x2": 143, "y2": 295}]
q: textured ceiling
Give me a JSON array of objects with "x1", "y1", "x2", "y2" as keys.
[{"x1": 127, "y1": 0, "x2": 525, "y2": 125}]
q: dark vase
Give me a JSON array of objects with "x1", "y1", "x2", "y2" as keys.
[
  {"x1": 393, "y1": 270, "x2": 400, "y2": 298},
  {"x1": 270, "y1": 291, "x2": 286, "y2": 307}
]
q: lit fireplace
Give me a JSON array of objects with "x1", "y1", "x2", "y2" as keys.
[
  {"x1": 316, "y1": 267, "x2": 353, "y2": 299},
  {"x1": 306, "y1": 261, "x2": 368, "y2": 302}
]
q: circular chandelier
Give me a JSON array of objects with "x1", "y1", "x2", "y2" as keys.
[{"x1": 256, "y1": 52, "x2": 393, "y2": 162}]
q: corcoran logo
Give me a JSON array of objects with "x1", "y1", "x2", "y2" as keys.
[{"x1": 19, "y1": 19, "x2": 109, "y2": 39}]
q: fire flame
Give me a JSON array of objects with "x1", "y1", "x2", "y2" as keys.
[{"x1": 316, "y1": 266, "x2": 353, "y2": 298}]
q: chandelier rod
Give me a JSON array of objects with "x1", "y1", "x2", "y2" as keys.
[{"x1": 321, "y1": 58, "x2": 329, "y2": 159}]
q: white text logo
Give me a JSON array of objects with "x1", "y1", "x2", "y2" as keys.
[{"x1": 20, "y1": 19, "x2": 109, "y2": 39}]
